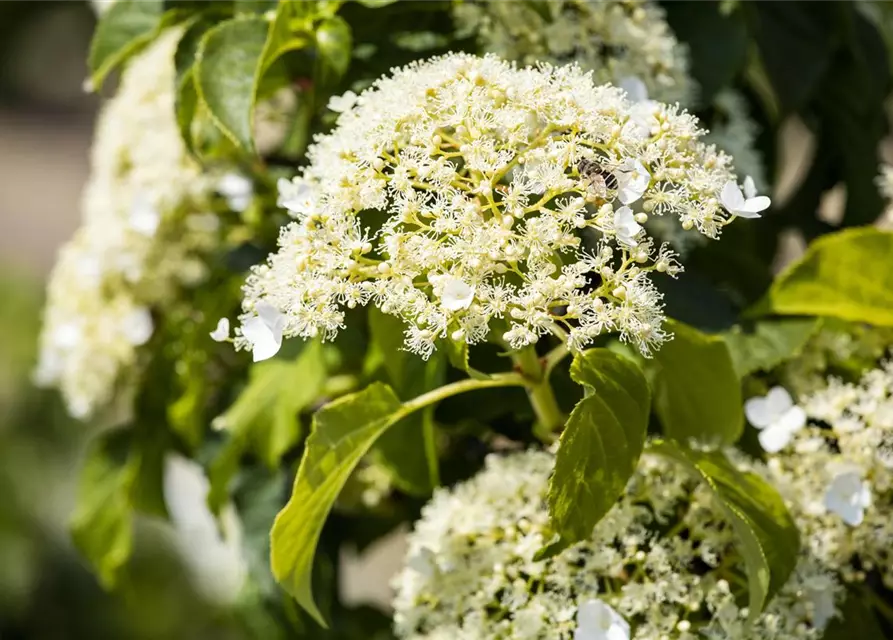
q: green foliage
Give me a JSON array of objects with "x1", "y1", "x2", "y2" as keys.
[
  {"x1": 367, "y1": 309, "x2": 442, "y2": 495},
  {"x1": 544, "y1": 349, "x2": 649, "y2": 552},
  {"x1": 722, "y1": 318, "x2": 820, "y2": 378},
  {"x1": 195, "y1": 17, "x2": 269, "y2": 153},
  {"x1": 88, "y1": 0, "x2": 166, "y2": 90},
  {"x1": 209, "y1": 342, "x2": 328, "y2": 511},
  {"x1": 650, "y1": 320, "x2": 743, "y2": 446},
  {"x1": 757, "y1": 228, "x2": 893, "y2": 326},
  {"x1": 649, "y1": 440, "x2": 800, "y2": 624},
  {"x1": 270, "y1": 382, "x2": 403, "y2": 627}
]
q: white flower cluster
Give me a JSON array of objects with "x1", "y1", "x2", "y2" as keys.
[
  {"x1": 453, "y1": 0, "x2": 693, "y2": 105},
  {"x1": 238, "y1": 53, "x2": 763, "y2": 361},
  {"x1": 392, "y1": 449, "x2": 839, "y2": 640},
  {"x1": 753, "y1": 362, "x2": 893, "y2": 586},
  {"x1": 35, "y1": 28, "x2": 223, "y2": 419}
]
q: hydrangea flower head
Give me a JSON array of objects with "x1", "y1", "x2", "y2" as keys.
[
  {"x1": 757, "y1": 361, "x2": 893, "y2": 586},
  {"x1": 392, "y1": 449, "x2": 839, "y2": 639},
  {"x1": 238, "y1": 53, "x2": 758, "y2": 360}
]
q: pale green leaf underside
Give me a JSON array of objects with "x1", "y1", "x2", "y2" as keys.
[
  {"x1": 759, "y1": 227, "x2": 893, "y2": 325},
  {"x1": 653, "y1": 319, "x2": 743, "y2": 446},
  {"x1": 722, "y1": 318, "x2": 819, "y2": 378},
  {"x1": 547, "y1": 349, "x2": 649, "y2": 545},
  {"x1": 88, "y1": 0, "x2": 165, "y2": 89},
  {"x1": 649, "y1": 440, "x2": 800, "y2": 624},
  {"x1": 270, "y1": 383, "x2": 402, "y2": 627}
]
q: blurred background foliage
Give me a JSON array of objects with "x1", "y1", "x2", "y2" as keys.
[{"x1": 2, "y1": 1, "x2": 893, "y2": 638}]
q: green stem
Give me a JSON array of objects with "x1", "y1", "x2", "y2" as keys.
[
  {"x1": 394, "y1": 372, "x2": 528, "y2": 422},
  {"x1": 512, "y1": 346, "x2": 564, "y2": 440}
]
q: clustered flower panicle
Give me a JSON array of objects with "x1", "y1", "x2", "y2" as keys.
[
  {"x1": 237, "y1": 53, "x2": 764, "y2": 361},
  {"x1": 392, "y1": 449, "x2": 839, "y2": 640},
  {"x1": 752, "y1": 361, "x2": 893, "y2": 587},
  {"x1": 34, "y1": 28, "x2": 222, "y2": 419},
  {"x1": 453, "y1": 0, "x2": 693, "y2": 105}
]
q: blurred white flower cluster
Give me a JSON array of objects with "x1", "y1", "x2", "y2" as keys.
[
  {"x1": 755, "y1": 361, "x2": 893, "y2": 586},
  {"x1": 392, "y1": 449, "x2": 839, "y2": 640},
  {"x1": 35, "y1": 29, "x2": 223, "y2": 420},
  {"x1": 453, "y1": 0, "x2": 693, "y2": 106},
  {"x1": 238, "y1": 53, "x2": 762, "y2": 361}
]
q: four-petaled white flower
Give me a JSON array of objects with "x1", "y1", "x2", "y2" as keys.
[
  {"x1": 744, "y1": 386, "x2": 806, "y2": 453},
  {"x1": 123, "y1": 307, "x2": 154, "y2": 346},
  {"x1": 277, "y1": 178, "x2": 316, "y2": 216},
  {"x1": 242, "y1": 301, "x2": 284, "y2": 362},
  {"x1": 613, "y1": 206, "x2": 642, "y2": 247},
  {"x1": 824, "y1": 468, "x2": 871, "y2": 526},
  {"x1": 210, "y1": 318, "x2": 230, "y2": 342},
  {"x1": 574, "y1": 599, "x2": 630, "y2": 640},
  {"x1": 720, "y1": 176, "x2": 771, "y2": 219},
  {"x1": 439, "y1": 276, "x2": 475, "y2": 311},
  {"x1": 327, "y1": 90, "x2": 358, "y2": 113},
  {"x1": 615, "y1": 159, "x2": 650, "y2": 205},
  {"x1": 407, "y1": 546, "x2": 437, "y2": 578},
  {"x1": 130, "y1": 194, "x2": 161, "y2": 236},
  {"x1": 217, "y1": 173, "x2": 253, "y2": 212}
]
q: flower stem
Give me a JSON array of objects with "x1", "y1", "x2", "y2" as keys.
[
  {"x1": 395, "y1": 372, "x2": 528, "y2": 421},
  {"x1": 512, "y1": 346, "x2": 565, "y2": 440}
]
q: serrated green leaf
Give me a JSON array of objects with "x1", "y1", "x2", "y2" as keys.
[
  {"x1": 208, "y1": 342, "x2": 327, "y2": 511},
  {"x1": 88, "y1": 0, "x2": 166, "y2": 89},
  {"x1": 195, "y1": 16, "x2": 269, "y2": 152},
  {"x1": 756, "y1": 228, "x2": 893, "y2": 326},
  {"x1": 722, "y1": 318, "x2": 820, "y2": 378},
  {"x1": 546, "y1": 349, "x2": 649, "y2": 548},
  {"x1": 649, "y1": 439, "x2": 800, "y2": 624},
  {"x1": 651, "y1": 319, "x2": 743, "y2": 446},
  {"x1": 368, "y1": 309, "x2": 442, "y2": 494},
  {"x1": 271, "y1": 382, "x2": 403, "y2": 627}
]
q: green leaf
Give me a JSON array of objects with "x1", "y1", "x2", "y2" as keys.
[
  {"x1": 443, "y1": 338, "x2": 490, "y2": 380},
  {"x1": 355, "y1": 0, "x2": 398, "y2": 7},
  {"x1": 651, "y1": 319, "x2": 743, "y2": 446},
  {"x1": 315, "y1": 16, "x2": 352, "y2": 78},
  {"x1": 195, "y1": 16, "x2": 269, "y2": 152},
  {"x1": 261, "y1": 1, "x2": 311, "y2": 76},
  {"x1": 208, "y1": 342, "x2": 327, "y2": 511},
  {"x1": 270, "y1": 382, "x2": 403, "y2": 627},
  {"x1": 172, "y1": 16, "x2": 213, "y2": 154},
  {"x1": 546, "y1": 349, "x2": 649, "y2": 547},
  {"x1": 88, "y1": 0, "x2": 165, "y2": 90},
  {"x1": 649, "y1": 440, "x2": 800, "y2": 624},
  {"x1": 822, "y1": 586, "x2": 886, "y2": 639},
  {"x1": 722, "y1": 318, "x2": 820, "y2": 378},
  {"x1": 368, "y1": 309, "x2": 442, "y2": 494},
  {"x1": 757, "y1": 228, "x2": 893, "y2": 326}
]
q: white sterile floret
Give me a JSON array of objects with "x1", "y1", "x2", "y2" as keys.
[
  {"x1": 210, "y1": 317, "x2": 230, "y2": 342},
  {"x1": 454, "y1": 0, "x2": 693, "y2": 105},
  {"x1": 240, "y1": 301, "x2": 284, "y2": 362},
  {"x1": 238, "y1": 53, "x2": 755, "y2": 359},
  {"x1": 720, "y1": 177, "x2": 770, "y2": 219},
  {"x1": 745, "y1": 386, "x2": 807, "y2": 453},
  {"x1": 392, "y1": 449, "x2": 840, "y2": 640},
  {"x1": 754, "y1": 361, "x2": 893, "y2": 586},
  {"x1": 34, "y1": 28, "x2": 220, "y2": 420},
  {"x1": 217, "y1": 172, "x2": 254, "y2": 212}
]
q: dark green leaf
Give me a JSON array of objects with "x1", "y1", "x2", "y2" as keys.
[
  {"x1": 195, "y1": 16, "x2": 269, "y2": 152},
  {"x1": 88, "y1": 0, "x2": 166, "y2": 89},
  {"x1": 649, "y1": 439, "x2": 800, "y2": 624},
  {"x1": 756, "y1": 228, "x2": 893, "y2": 326},
  {"x1": 443, "y1": 338, "x2": 490, "y2": 380},
  {"x1": 822, "y1": 585, "x2": 886, "y2": 639},
  {"x1": 368, "y1": 309, "x2": 442, "y2": 494},
  {"x1": 546, "y1": 349, "x2": 649, "y2": 547},
  {"x1": 270, "y1": 382, "x2": 403, "y2": 627},
  {"x1": 651, "y1": 319, "x2": 743, "y2": 446},
  {"x1": 261, "y1": 1, "x2": 311, "y2": 76},
  {"x1": 355, "y1": 0, "x2": 398, "y2": 7},
  {"x1": 722, "y1": 318, "x2": 820, "y2": 378}
]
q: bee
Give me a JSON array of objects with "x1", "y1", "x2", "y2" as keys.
[{"x1": 577, "y1": 157, "x2": 618, "y2": 190}]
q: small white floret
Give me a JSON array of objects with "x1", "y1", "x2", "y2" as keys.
[
  {"x1": 720, "y1": 178, "x2": 770, "y2": 218},
  {"x1": 210, "y1": 318, "x2": 230, "y2": 342},
  {"x1": 744, "y1": 386, "x2": 806, "y2": 453},
  {"x1": 824, "y1": 469, "x2": 871, "y2": 526},
  {"x1": 574, "y1": 599, "x2": 630, "y2": 640}
]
